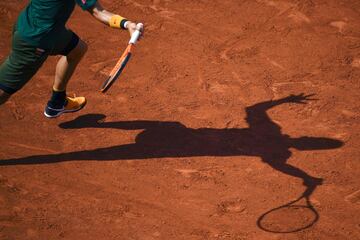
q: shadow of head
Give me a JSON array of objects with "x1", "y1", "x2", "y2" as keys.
[
  {"x1": 59, "y1": 114, "x2": 106, "y2": 129},
  {"x1": 289, "y1": 137, "x2": 344, "y2": 150}
]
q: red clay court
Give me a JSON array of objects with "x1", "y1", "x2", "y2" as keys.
[{"x1": 0, "y1": 0, "x2": 359, "y2": 239}]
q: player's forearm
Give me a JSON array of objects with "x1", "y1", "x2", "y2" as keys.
[{"x1": 89, "y1": 1, "x2": 129, "y2": 29}]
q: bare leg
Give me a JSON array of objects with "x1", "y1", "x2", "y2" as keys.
[
  {"x1": 0, "y1": 89, "x2": 10, "y2": 105},
  {"x1": 53, "y1": 39, "x2": 88, "y2": 91},
  {"x1": 44, "y1": 39, "x2": 88, "y2": 118}
]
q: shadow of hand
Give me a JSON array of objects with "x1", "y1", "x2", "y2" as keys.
[{"x1": 283, "y1": 93, "x2": 317, "y2": 104}]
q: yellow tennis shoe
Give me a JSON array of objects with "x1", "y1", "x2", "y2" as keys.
[{"x1": 44, "y1": 95, "x2": 87, "y2": 118}]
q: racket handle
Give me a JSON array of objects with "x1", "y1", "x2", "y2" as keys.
[{"x1": 129, "y1": 23, "x2": 143, "y2": 45}]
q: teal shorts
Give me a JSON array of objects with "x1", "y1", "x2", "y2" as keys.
[{"x1": 0, "y1": 28, "x2": 79, "y2": 94}]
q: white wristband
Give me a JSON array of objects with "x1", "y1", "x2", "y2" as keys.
[{"x1": 124, "y1": 21, "x2": 129, "y2": 29}]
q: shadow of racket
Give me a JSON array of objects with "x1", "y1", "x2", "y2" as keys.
[{"x1": 257, "y1": 182, "x2": 320, "y2": 233}]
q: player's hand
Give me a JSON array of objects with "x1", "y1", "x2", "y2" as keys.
[{"x1": 127, "y1": 21, "x2": 144, "y2": 39}]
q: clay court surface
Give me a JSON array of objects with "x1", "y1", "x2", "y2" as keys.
[{"x1": 0, "y1": 0, "x2": 360, "y2": 239}]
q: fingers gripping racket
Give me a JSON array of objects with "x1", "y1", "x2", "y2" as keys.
[{"x1": 100, "y1": 23, "x2": 143, "y2": 93}]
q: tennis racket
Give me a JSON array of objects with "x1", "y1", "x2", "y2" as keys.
[{"x1": 100, "y1": 23, "x2": 143, "y2": 93}]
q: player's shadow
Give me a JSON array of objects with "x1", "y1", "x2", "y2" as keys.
[
  {"x1": 0, "y1": 94, "x2": 343, "y2": 187},
  {"x1": 0, "y1": 93, "x2": 344, "y2": 232}
]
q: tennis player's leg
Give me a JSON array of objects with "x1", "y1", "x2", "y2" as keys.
[
  {"x1": 0, "y1": 31, "x2": 49, "y2": 107},
  {"x1": 0, "y1": 90, "x2": 10, "y2": 105},
  {"x1": 44, "y1": 30, "x2": 88, "y2": 118},
  {"x1": 53, "y1": 39, "x2": 88, "y2": 92}
]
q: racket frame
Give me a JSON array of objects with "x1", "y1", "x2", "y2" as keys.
[{"x1": 100, "y1": 23, "x2": 143, "y2": 93}]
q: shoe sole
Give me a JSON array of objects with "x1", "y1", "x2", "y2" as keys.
[{"x1": 44, "y1": 101, "x2": 87, "y2": 118}]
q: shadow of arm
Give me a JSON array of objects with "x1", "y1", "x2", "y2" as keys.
[
  {"x1": 245, "y1": 99, "x2": 283, "y2": 132},
  {"x1": 245, "y1": 94, "x2": 314, "y2": 132}
]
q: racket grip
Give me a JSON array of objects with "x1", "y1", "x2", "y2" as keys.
[{"x1": 129, "y1": 23, "x2": 143, "y2": 45}]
